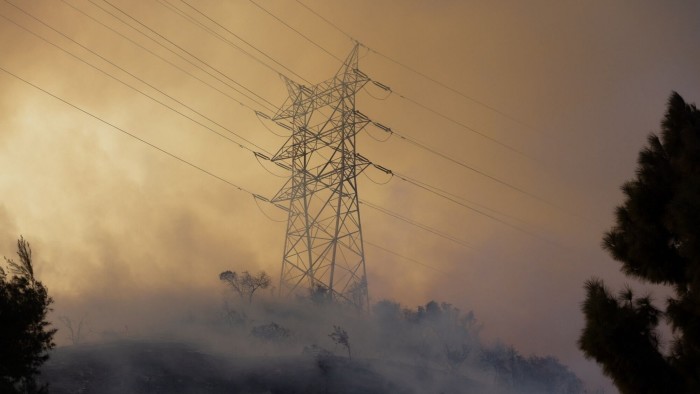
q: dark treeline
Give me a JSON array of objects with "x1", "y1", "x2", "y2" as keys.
[
  {"x1": 39, "y1": 283, "x2": 583, "y2": 394},
  {"x1": 580, "y1": 92, "x2": 700, "y2": 393}
]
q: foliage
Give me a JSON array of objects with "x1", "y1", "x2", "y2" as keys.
[
  {"x1": 346, "y1": 276, "x2": 367, "y2": 309},
  {"x1": 221, "y1": 301, "x2": 248, "y2": 327},
  {"x1": 445, "y1": 344, "x2": 470, "y2": 372},
  {"x1": 579, "y1": 92, "x2": 700, "y2": 393},
  {"x1": 219, "y1": 270, "x2": 271, "y2": 304},
  {"x1": 0, "y1": 237, "x2": 56, "y2": 393},
  {"x1": 372, "y1": 300, "x2": 580, "y2": 391},
  {"x1": 480, "y1": 344, "x2": 583, "y2": 393},
  {"x1": 307, "y1": 283, "x2": 331, "y2": 305},
  {"x1": 329, "y1": 325, "x2": 351, "y2": 359},
  {"x1": 251, "y1": 322, "x2": 291, "y2": 343}
]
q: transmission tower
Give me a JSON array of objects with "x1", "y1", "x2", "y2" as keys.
[{"x1": 270, "y1": 44, "x2": 371, "y2": 310}]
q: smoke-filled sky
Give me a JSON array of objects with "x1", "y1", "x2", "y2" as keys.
[{"x1": 1, "y1": 0, "x2": 699, "y2": 391}]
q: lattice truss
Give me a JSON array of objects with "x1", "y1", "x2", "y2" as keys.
[{"x1": 271, "y1": 45, "x2": 371, "y2": 310}]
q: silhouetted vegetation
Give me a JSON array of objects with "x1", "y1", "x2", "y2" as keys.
[
  {"x1": 251, "y1": 322, "x2": 290, "y2": 343},
  {"x1": 39, "y1": 295, "x2": 583, "y2": 393},
  {"x1": 329, "y1": 325, "x2": 351, "y2": 359},
  {"x1": 32, "y1": 267, "x2": 584, "y2": 393},
  {"x1": 307, "y1": 283, "x2": 331, "y2": 305},
  {"x1": 59, "y1": 315, "x2": 88, "y2": 346},
  {"x1": 1, "y1": 237, "x2": 56, "y2": 393},
  {"x1": 219, "y1": 270, "x2": 271, "y2": 304},
  {"x1": 480, "y1": 344, "x2": 584, "y2": 393},
  {"x1": 579, "y1": 92, "x2": 700, "y2": 393}
]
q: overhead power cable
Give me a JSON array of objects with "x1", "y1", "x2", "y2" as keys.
[
  {"x1": 306, "y1": 193, "x2": 457, "y2": 276},
  {"x1": 8, "y1": 2, "x2": 559, "y2": 262},
  {"x1": 365, "y1": 48, "x2": 539, "y2": 136},
  {"x1": 92, "y1": 0, "x2": 277, "y2": 113},
  {"x1": 0, "y1": 7, "x2": 270, "y2": 157},
  {"x1": 360, "y1": 201, "x2": 471, "y2": 249},
  {"x1": 365, "y1": 119, "x2": 558, "y2": 210},
  {"x1": 5, "y1": 1, "x2": 269, "y2": 156},
  {"x1": 247, "y1": 0, "x2": 530, "y2": 159},
  {"x1": 0, "y1": 62, "x2": 469, "y2": 278},
  {"x1": 364, "y1": 241, "x2": 448, "y2": 275},
  {"x1": 390, "y1": 170, "x2": 554, "y2": 245},
  {"x1": 173, "y1": 0, "x2": 311, "y2": 84},
  {"x1": 293, "y1": 0, "x2": 537, "y2": 134},
  {"x1": 360, "y1": 154, "x2": 556, "y2": 245},
  {"x1": 0, "y1": 64, "x2": 256, "y2": 196},
  {"x1": 247, "y1": 0, "x2": 342, "y2": 62},
  {"x1": 59, "y1": 0, "x2": 265, "y2": 116},
  {"x1": 389, "y1": 170, "x2": 533, "y2": 228},
  {"x1": 292, "y1": 0, "x2": 353, "y2": 41},
  {"x1": 373, "y1": 83, "x2": 529, "y2": 158},
  {"x1": 8, "y1": 4, "x2": 477, "y2": 254}
]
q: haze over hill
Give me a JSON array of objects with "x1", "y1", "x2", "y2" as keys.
[{"x1": 41, "y1": 290, "x2": 583, "y2": 394}]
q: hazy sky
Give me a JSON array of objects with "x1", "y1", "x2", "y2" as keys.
[{"x1": 1, "y1": 1, "x2": 699, "y2": 391}]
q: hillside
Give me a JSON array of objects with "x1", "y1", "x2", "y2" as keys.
[
  {"x1": 39, "y1": 298, "x2": 583, "y2": 393},
  {"x1": 41, "y1": 340, "x2": 488, "y2": 394}
]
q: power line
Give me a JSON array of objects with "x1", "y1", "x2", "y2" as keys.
[
  {"x1": 390, "y1": 170, "x2": 555, "y2": 246},
  {"x1": 157, "y1": 0, "x2": 295, "y2": 82},
  {"x1": 86, "y1": 0, "x2": 545, "y2": 224},
  {"x1": 378, "y1": 85, "x2": 530, "y2": 158},
  {"x1": 141, "y1": 0, "x2": 545, "y2": 222},
  {"x1": 247, "y1": 0, "x2": 343, "y2": 62},
  {"x1": 59, "y1": 0, "x2": 265, "y2": 116},
  {"x1": 0, "y1": 64, "x2": 256, "y2": 196},
  {"x1": 96, "y1": 2, "x2": 556, "y2": 242},
  {"x1": 0, "y1": 8, "x2": 270, "y2": 156},
  {"x1": 7, "y1": 2, "x2": 560, "y2": 259},
  {"x1": 293, "y1": 0, "x2": 538, "y2": 134},
  {"x1": 360, "y1": 153, "x2": 557, "y2": 245},
  {"x1": 366, "y1": 47, "x2": 540, "y2": 136},
  {"x1": 93, "y1": 0, "x2": 278, "y2": 113},
  {"x1": 173, "y1": 0, "x2": 311, "y2": 84},
  {"x1": 364, "y1": 240, "x2": 448, "y2": 275},
  {"x1": 64, "y1": 0, "x2": 536, "y2": 231},
  {"x1": 372, "y1": 167, "x2": 529, "y2": 229},
  {"x1": 293, "y1": 0, "x2": 353, "y2": 41},
  {"x1": 6, "y1": 4, "x2": 478, "y2": 254},
  {"x1": 387, "y1": 170, "x2": 534, "y2": 228},
  {"x1": 365, "y1": 120, "x2": 559, "y2": 210},
  {"x1": 360, "y1": 200, "x2": 472, "y2": 249},
  {"x1": 5, "y1": 1, "x2": 269, "y2": 155},
  {"x1": 247, "y1": 0, "x2": 531, "y2": 160},
  {"x1": 0, "y1": 63, "x2": 452, "y2": 280}
]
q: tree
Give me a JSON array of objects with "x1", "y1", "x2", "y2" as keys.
[
  {"x1": 219, "y1": 270, "x2": 271, "y2": 304},
  {"x1": 59, "y1": 315, "x2": 88, "y2": 346},
  {"x1": 579, "y1": 92, "x2": 700, "y2": 393},
  {"x1": 329, "y1": 325, "x2": 351, "y2": 359},
  {"x1": 0, "y1": 237, "x2": 56, "y2": 393},
  {"x1": 250, "y1": 322, "x2": 291, "y2": 343}
]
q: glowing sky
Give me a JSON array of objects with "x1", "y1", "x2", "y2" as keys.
[{"x1": 1, "y1": 1, "x2": 699, "y2": 391}]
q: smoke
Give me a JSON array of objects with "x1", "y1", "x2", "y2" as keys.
[{"x1": 41, "y1": 285, "x2": 585, "y2": 394}]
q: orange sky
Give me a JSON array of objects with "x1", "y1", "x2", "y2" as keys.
[{"x1": 1, "y1": 1, "x2": 699, "y2": 391}]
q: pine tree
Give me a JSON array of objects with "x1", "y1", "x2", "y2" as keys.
[
  {"x1": 0, "y1": 237, "x2": 56, "y2": 393},
  {"x1": 579, "y1": 92, "x2": 700, "y2": 393}
]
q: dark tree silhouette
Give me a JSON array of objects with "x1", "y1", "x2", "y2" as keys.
[
  {"x1": 579, "y1": 92, "x2": 700, "y2": 393},
  {"x1": 59, "y1": 315, "x2": 88, "y2": 346},
  {"x1": 0, "y1": 237, "x2": 56, "y2": 393},
  {"x1": 329, "y1": 325, "x2": 351, "y2": 359},
  {"x1": 251, "y1": 322, "x2": 291, "y2": 343},
  {"x1": 219, "y1": 270, "x2": 271, "y2": 304}
]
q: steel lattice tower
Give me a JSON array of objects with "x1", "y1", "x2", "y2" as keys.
[{"x1": 270, "y1": 45, "x2": 371, "y2": 310}]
